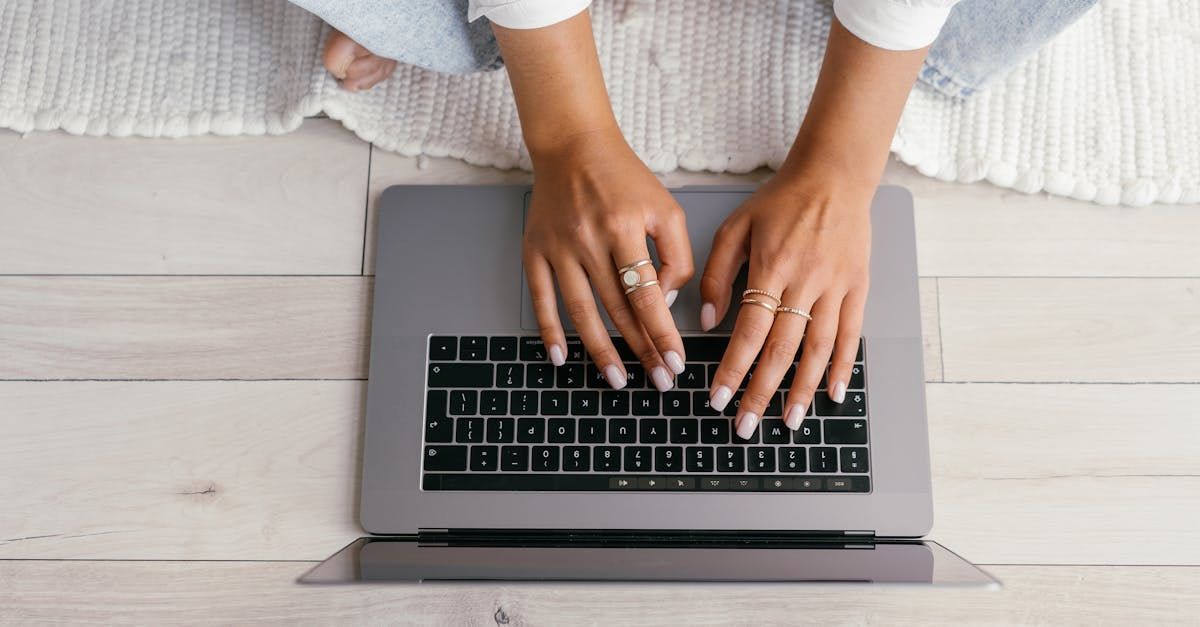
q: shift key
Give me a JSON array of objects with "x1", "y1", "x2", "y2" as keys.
[{"x1": 428, "y1": 363, "x2": 494, "y2": 388}]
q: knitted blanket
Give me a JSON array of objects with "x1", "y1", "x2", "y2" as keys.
[{"x1": 1, "y1": 0, "x2": 1196, "y2": 206}]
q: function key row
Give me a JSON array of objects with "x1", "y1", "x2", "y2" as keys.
[
  {"x1": 430, "y1": 335, "x2": 865, "y2": 365},
  {"x1": 422, "y1": 473, "x2": 870, "y2": 492}
]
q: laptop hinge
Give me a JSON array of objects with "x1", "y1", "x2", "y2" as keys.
[{"x1": 417, "y1": 528, "x2": 878, "y2": 547}]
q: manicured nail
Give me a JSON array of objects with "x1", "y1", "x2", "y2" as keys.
[
  {"x1": 784, "y1": 404, "x2": 805, "y2": 430},
  {"x1": 830, "y1": 381, "x2": 846, "y2": 403},
  {"x1": 663, "y1": 351, "x2": 686, "y2": 375},
  {"x1": 548, "y1": 345, "x2": 566, "y2": 366},
  {"x1": 604, "y1": 365, "x2": 627, "y2": 390},
  {"x1": 664, "y1": 289, "x2": 678, "y2": 308},
  {"x1": 650, "y1": 366, "x2": 673, "y2": 392},
  {"x1": 700, "y1": 303, "x2": 716, "y2": 331},
  {"x1": 736, "y1": 412, "x2": 760, "y2": 440},
  {"x1": 710, "y1": 385, "x2": 733, "y2": 412}
]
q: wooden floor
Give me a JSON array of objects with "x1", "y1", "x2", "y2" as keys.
[{"x1": 1, "y1": 119, "x2": 1198, "y2": 624}]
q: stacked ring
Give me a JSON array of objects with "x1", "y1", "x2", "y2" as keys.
[
  {"x1": 776, "y1": 305, "x2": 812, "y2": 320},
  {"x1": 624, "y1": 279, "x2": 661, "y2": 295},
  {"x1": 740, "y1": 297, "x2": 778, "y2": 314},
  {"x1": 742, "y1": 288, "x2": 781, "y2": 302},
  {"x1": 617, "y1": 258, "x2": 659, "y2": 295}
]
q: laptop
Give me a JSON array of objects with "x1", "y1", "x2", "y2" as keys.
[{"x1": 301, "y1": 184, "x2": 997, "y2": 587}]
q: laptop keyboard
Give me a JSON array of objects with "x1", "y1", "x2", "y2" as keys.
[{"x1": 422, "y1": 335, "x2": 869, "y2": 493}]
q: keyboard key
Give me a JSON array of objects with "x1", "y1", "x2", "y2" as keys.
[
  {"x1": 700, "y1": 418, "x2": 730, "y2": 444},
  {"x1": 459, "y1": 336, "x2": 487, "y2": 360},
  {"x1": 623, "y1": 446, "x2": 652, "y2": 471},
  {"x1": 511, "y1": 390, "x2": 538, "y2": 415},
  {"x1": 670, "y1": 418, "x2": 699, "y2": 444},
  {"x1": 655, "y1": 446, "x2": 683, "y2": 472},
  {"x1": 857, "y1": 338, "x2": 865, "y2": 361},
  {"x1": 693, "y1": 391, "x2": 721, "y2": 416},
  {"x1": 683, "y1": 336, "x2": 727, "y2": 362},
  {"x1": 547, "y1": 418, "x2": 575, "y2": 443},
  {"x1": 609, "y1": 418, "x2": 637, "y2": 443},
  {"x1": 571, "y1": 390, "x2": 600, "y2": 416},
  {"x1": 428, "y1": 336, "x2": 457, "y2": 361},
  {"x1": 780, "y1": 365, "x2": 796, "y2": 389},
  {"x1": 565, "y1": 338, "x2": 585, "y2": 362},
  {"x1": 495, "y1": 363, "x2": 524, "y2": 388},
  {"x1": 586, "y1": 364, "x2": 609, "y2": 388},
  {"x1": 722, "y1": 391, "x2": 743, "y2": 417},
  {"x1": 717, "y1": 447, "x2": 745, "y2": 472},
  {"x1": 639, "y1": 418, "x2": 668, "y2": 443},
  {"x1": 748, "y1": 447, "x2": 776, "y2": 472},
  {"x1": 677, "y1": 363, "x2": 706, "y2": 389},
  {"x1": 517, "y1": 418, "x2": 545, "y2": 443},
  {"x1": 761, "y1": 419, "x2": 790, "y2": 444},
  {"x1": 519, "y1": 337, "x2": 548, "y2": 361},
  {"x1": 823, "y1": 364, "x2": 865, "y2": 390},
  {"x1": 541, "y1": 391, "x2": 569, "y2": 415},
  {"x1": 730, "y1": 477, "x2": 758, "y2": 490},
  {"x1": 486, "y1": 417, "x2": 514, "y2": 443},
  {"x1": 700, "y1": 477, "x2": 728, "y2": 490},
  {"x1": 470, "y1": 445, "x2": 499, "y2": 471},
  {"x1": 425, "y1": 414, "x2": 453, "y2": 443},
  {"x1": 563, "y1": 446, "x2": 590, "y2": 471},
  {"x1": 632, "y1": 392, "x2": 660, "y2": 416},
  {"x1": 532, "y1": 446, "x2": 560, "y2": 471},
  {"x1": 594, "y1": 446, "x2": 621, "y2": 470},
  {"x1": 793, "y1": 419, "x2": 821, "y2": 444},
  {"x1": 610, "y1": 337, "x2": 638, "y2": 361},
  {"x1": 763, "y1": 477, "x2": 792, "y2": 490},
  {"x1": 449, "y1": 390, "x2": 477, "y2": 415},
  {"x1": 733, "y1": 416, "x2": 759, "y2": 444},
  {"x1": 602, "y1": 391, "x2": 630, "y2": 415},
  {"x1": 668, "y1": 477, "x2": 696, "y2": 490},
  {"x1": 556, "y1": 364, "x2": 584, "y2": 388},
  {"x1": 638, "y1": 477, "x2": 666, "y2": 490},
  {"x1": 611, "y1": 476, "x2": 636, "y2": 489},
  {"x1": 489, "y1": 336, "x2": 518, "y2": 361},
  {"x1": 827, "y1": 477, "x2": 855, "y2": 491},
  {"x1": 706, "y1": 364, "x2": 720, "y2": 386},
  {"x1": 778, "y1": 447, "x2": 806, "y2": 472},
  {"x1": 455, "y1": 417, "x2": 483, "y2": 443},
  {"x1": 815, "y1": 391, "x2": 866, "y2": 417},
  {"x1": 810, "y1": 447, "x2": 837, "y2": 473},
  {"x1": 624, "y1": 364, "x2": 646, "y2": 388},
  {"x1": 428, "y1": 363, "x2": 493, "y2": 388},
  {"x1": 501, "y1": 445, "x2": 528, "y2": 471},
  {"x1": 685, "y1": 446, "x2": 714, "y2": 472},
  {"x1": 840, "y1": 447, "x2": 869, "y2": 473},
  {"x1": 480, "y1": 390, "x2": 507, "y2": 415},
  {"x1": 424, "y1": 445, "x2": 467, "y2": 471},
  {"x1": 663, "y1": 391, "x2": 690, "y2": 416},
  {"x1": 765, "y1": 393, "x2": 783, "y2": 416},
  {"x1": 527, "y1": 364, "x2": 555, "y2": 388},
  {"x1": 824, "y1": 419, "x2": 868, "y2": 444},
  {"x1": 579, "y1": 418, "x2": 606, "y2": 443}
]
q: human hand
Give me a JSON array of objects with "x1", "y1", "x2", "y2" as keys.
[
  {"x1": 523, "y1": 128, "x2": 694, "y2": 391},
  {"x1": 700, "y1": 173, "x2": 872, "y2": 438}
]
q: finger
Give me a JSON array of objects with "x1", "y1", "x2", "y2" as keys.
[
  {"x1": 323, "y1": 31, "x2": 373, "y2": 80},
  {"x1": 787, "y1": 294, "x2": 842, "y2": 422},
  {"x1": 709, "y1": 264, "x2": 785, "y2": 418},
  {"x1": 734, "y1": 303, "x2": 806, "y2": 439},
  {"x1": 611, "y1": 240, "x2": 687, "y2": 379},
  {"x1": 698, "y1": 217, "x2": 748, "y2": 331},
  {"x1": 826, "y1": 287, "x2": 867, "y2": 403},
  {"x1": 524, "y1": 252, "x2": 567, "y2": 366},
  {"x1": 588, "y1": 257, "x2": 675, "y2": 392},
  {"x1": 555, "y1": 261, "x2": 627, "y2": 389},
  {"x1": 645, "y1": 204, "x2": 694, "y2": 309}
]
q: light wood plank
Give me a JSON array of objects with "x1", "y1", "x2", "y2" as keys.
[
  {"x1": 920, "y1": 278, "x2": 943, "y2": 382},
  {"x1": 0, "y1": 120, "x2": 369, "y2": 275},
  {"x1": 939, "y1": 278, "x2": 1200, "y2": 382},
  {"x1": 0, "y1": 277, "x2": 372, "y2": 380},
  {"x1": 0, "y1": 562, "x2": 1195, "y2": 625},
  {"x1": 3, "y1": 381, "x2": 1195, "y2": 563}
]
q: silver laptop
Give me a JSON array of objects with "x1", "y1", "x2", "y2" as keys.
[{"x1": 301, "y1": 184, "x2": 997, "y2": 587}]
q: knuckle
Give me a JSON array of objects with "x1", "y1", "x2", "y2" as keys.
[
  {"x1": 804, "y1": 333, "x2": 836, "y2": 355},
  {"x1": 591, "y1": 346, "x2": 621, "y2": 366},
  {"x1": 536, "y1": 324, "x2": 562, "y2": 340},
  {"x1": 635, "y1": 345, "x2": 660, "y2": 365},
  {"x1": 740, "y1": 390, "x2": 774, "y2": 410},
  {"x1": 648, "y1": 329, "x2": 678, "y2": 350},
  {"x1": 721, "y1": 363, "x2": 748, "y2": 383},
  {"x1": 529, "y1": 292, "x2": 557, "y2": 312},
  {"x1": 762, "y1": 337, "x2": 800, "y2": 363},
  {"x1": 625, "y1": 285, "x2": 660, "y2": 310},
  {"x1": 734, "y1": 316, "x2": 772, "y2": 343},
  {"x1": 791, "y1": 380, "x2": 817, "y2": 399},
  {"x1": 599, "y1": 213, "x2": 639, "y2": 239},
  {"x1": 606, "y1": 300, "x2": 636, "y2": 327},
  {"x1": 562, "y1": 298, "x2": 593, "y2": 321},
  {"x1": 830, "y1": 355, "x2": 856, "y2": 372}
]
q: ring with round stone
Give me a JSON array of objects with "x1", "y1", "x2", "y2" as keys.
[{"x1": 617, "y1": 259, "x2": 654, "y2": 291}]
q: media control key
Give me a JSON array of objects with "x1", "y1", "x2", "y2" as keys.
[{"x1": 423, "y1": 445, "x2": 467, "y2": 471}]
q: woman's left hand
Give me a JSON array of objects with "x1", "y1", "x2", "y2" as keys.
[{"x1": 699, "y1": 170, "x2": 873, "y2": 439}]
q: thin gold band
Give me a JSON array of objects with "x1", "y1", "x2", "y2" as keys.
[
  {"x1": 740, "y1": 297, "x2": 779, "y2": 314},
  {"x1": 742, "y1": 288, "x2": 781, "y2": 302},
  {"x1": 776, "y1": 305, "x2": 812, "y2": 320},
  {"x1": 617, "y1": 259, "x2": 653, "y2": 275},
  {"x1": 624, "y1": 279, "x2": 661, "y2": 295}
]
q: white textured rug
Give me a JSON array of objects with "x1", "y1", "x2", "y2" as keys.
[{"x1": 1, "y1": 0, "x2": 1197, "y2": 205}]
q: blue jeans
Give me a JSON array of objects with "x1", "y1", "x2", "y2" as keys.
[{"x1": 292, "y1": 0, "x2": 1098, "y2": 98}]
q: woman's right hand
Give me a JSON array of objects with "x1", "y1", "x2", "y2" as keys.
[{"x1": 524, "y1": 127, "x2": 694, "y2": 391}]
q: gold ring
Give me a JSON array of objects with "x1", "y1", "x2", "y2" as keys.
[
  {"x1": 617, "y1": 259, "x2": 654, "y2": 288},
  {"x1": 742, "y1": 288, "x2": 781, "y2": 302},
  {"x1": 624, "y1": 279, "x2": 660, "y2": 295},
  {"x1": 776, "y1": 305, "x2": 812, "y2": 320},
  {"x1": 740, "y1": 297, "x2": 778, "y2": 314}
]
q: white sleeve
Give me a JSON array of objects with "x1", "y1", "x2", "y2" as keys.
[
  {"x1": 833, "y1": 0, "x2": 960, "y2": 51},
  {"x1": 468, "y1": 0, "x2": 592, "y2": 29}
]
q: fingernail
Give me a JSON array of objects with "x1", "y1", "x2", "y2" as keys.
[
  {"x1": 710, "y1": 385, "x2": 733, "y2": 412},
  {"x1": 665, "y1": 289, "x2": 678, "y2": 308},
  {"x1": 736, "y1": 412, "x2": 760, "y2": 440},
  {"x1": 650, "y1": 366, "x2": 673, "y2": 392},
  {"x1": 663, "y1": 351, "x2": 686, "y2": 375},
  {"x1": 700, "y1": 303, "x2": 716, "y2": 331},
  {"x1": 785, "y1": 404, "x2": 805, "y2": 430},
  {"x1": 548, "y1": 345, "x2": 566, "y2": 367},
  {"x1": 831, "y1": 381, "x2": 846, "y2": 403},
  {"x1": 604, "y1": 364, "x2": 627, "y2": 390}
]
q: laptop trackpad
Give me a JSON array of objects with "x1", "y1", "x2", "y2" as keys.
[{"x1": 520, "y1": 190, "x2": 750, "y2": 333}]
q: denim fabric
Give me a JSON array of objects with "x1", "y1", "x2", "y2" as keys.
[
  {"x1": 292, "y1": 0, "x2": 1100, "y2": 96},
  {"x1": 921, "y1": 0, "x2": 1099, "y2": 98}
]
